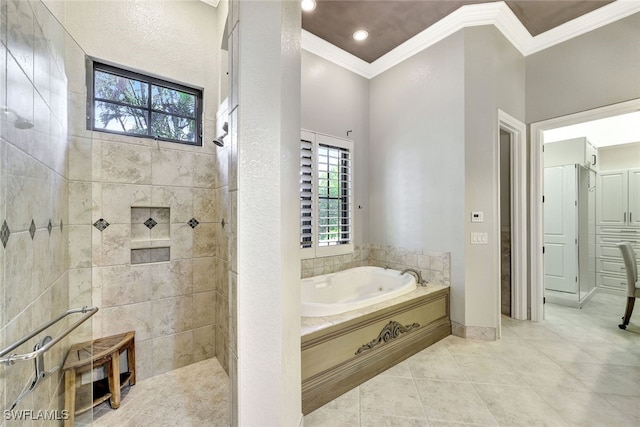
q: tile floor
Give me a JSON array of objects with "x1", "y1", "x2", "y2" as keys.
[
  {"x1": 305, "y1": 292, "x2": 640, "y2": 427},
  {"x1": 83, "y1": 358, "x2": 229, "y2": 427},
  {"x1": 87, "y1": 292, "x2": 639, "y2": 427}
]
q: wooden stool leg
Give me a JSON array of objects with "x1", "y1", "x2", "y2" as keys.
[
  {"x1": 64, "y1": 369, "x2": 76, "y2": 427},
  {"x1": 108, "y1": 353, "x2": 122, "y2": 409},
  {"x1": 620, "y1": 297, "x2": 636, "y2": 329},
  {"x1": 127, "y1": 339, "x2": 136, "y2": 385}
]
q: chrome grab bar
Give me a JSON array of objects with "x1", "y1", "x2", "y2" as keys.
[{"x1": 0, "y1": 306, "x2": 98, "y2": 366}]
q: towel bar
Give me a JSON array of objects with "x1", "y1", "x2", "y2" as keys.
[{"x1": 0, "y1": 306, "x2": 98, "y2": 366}]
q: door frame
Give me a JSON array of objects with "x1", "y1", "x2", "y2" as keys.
[
  {"x1": 530, "y1": 99, "x2": 640, "y2": 321},
  {"x1": 497, "y1": 110, "x2": 528, "y2": 321}
]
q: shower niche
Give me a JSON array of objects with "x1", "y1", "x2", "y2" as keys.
[{"x1": 130, "y1": 207, "x2": 171, "y2": 264}]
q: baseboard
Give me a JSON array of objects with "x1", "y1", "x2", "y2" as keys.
[{"x1": 451, "y1": 321, "x2": 497, "y2": 341}]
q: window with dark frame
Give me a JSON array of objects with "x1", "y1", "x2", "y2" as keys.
[{"x1": 88, "y1": 61, "x2": 203, "y2": 146}]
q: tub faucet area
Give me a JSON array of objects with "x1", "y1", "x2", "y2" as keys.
[{"x1": 401, "y1": 268, "x2": 426, "y2": 285}]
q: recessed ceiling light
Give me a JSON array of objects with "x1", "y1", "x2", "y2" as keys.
[
  {"x1": 301, "y1": 0, "x2": 316, "y2": 12},
  {"x1": 353, "y1": 29, "x2": 369, "y2": 41}
]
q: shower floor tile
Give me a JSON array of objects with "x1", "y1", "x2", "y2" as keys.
[{"x1": 88, "y1": 357, "x2": 229, "y2": 427}]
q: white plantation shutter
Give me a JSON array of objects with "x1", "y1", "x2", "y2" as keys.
[
  {"x1": 300, "y1": 138, "x2": 313, "y2": 249},
  {"x1": 300, "y1": 130, "x2": 353, "y2": 257}
]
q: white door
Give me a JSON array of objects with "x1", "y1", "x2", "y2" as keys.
[
  {"x1": 544, "y1": 165, "x2": 578, "y2": 293},
  {"x1": 627, "y1": 169, "x2": 640, "y2": 226},
  {"x1": 597, "y1": 170, "x2": 628, "y2": 226}
]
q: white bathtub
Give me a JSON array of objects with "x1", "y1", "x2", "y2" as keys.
[{"x1": 301, "y1": 266, "x2": 417, "y2": 317}]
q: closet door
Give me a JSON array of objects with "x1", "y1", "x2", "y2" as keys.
[
  {"x1": 544, "y1": 165, "x2": 578, "y2": 294},
  {"x1": 597, "y1": 170, "x2": 628, "y2": 226},
  {"x1": 627, "y1": 169, "x2": 640, "y2": 226}
]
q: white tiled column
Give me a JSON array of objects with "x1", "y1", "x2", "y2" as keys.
[{"x1": 228, "y1": 0, "x2": 302, "y2": 425}]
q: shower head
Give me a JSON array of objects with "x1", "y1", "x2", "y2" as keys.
[
  {"x1": 2, "y1": 106, "x2": 34, "y2": 130},
  {"x1": 213, "y1": 121, "x2": 229, "y2": 147}
]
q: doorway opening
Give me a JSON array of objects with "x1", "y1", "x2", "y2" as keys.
[
  {"x1": 500, "y1": 129, "x2": 512, "y2": 317},
  {"x1": 496, "y1": 110, "x2": 528, "y2": 325},
  {"x1": 530, "y1": 99, "x2": 640, "y2": 321}
]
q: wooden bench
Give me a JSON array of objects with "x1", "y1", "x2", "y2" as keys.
[{"x1": 62, "y1": 331, "x2": 135, "y2": 426}]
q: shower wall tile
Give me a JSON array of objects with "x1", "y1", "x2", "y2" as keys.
[
  {"x1": 68, "y1": 181, "x2": 92, "y2": 224},
  {"x1": 151, "y1": 148, "x2": 193, "y2": 187},
  {"x1": 216, "y1": 145, "x2": 230, "y2": 190},
  {"x1": 7, "y1": 0, "x2": 35, "y2": 83},
  {"x1": 194, "y1": 222, "x2": 216, "y2": 257},
  {"x1": 68, "y1": 137, "x2": 93, "y2": 181},
  {"x1": 152, "y1": 331, "x2": 194, "y2": 376},
  {"x1": 216, "y1": 325, "x2": 229, "y2": 374},
  {"x1": 194, "y1": 188, "x2": 218, "y2": 223},
  {"x1": 193, "y1": 290, "x2": 216, "y2": 329},
  {"x1": 4, "y1": 231, "x2": 34, "y2": 321},
  {"x1": 100, "y1": 302, "x2": 153, "y2": 341},
  {"x1": 134, "y1": 339, "x2": 154, "y2": 381},
  {"x1": 170, "y1": 223, "x2": 194, "y2": 260},
  {"x1": 99, "y1": 223, "x2": 130, "y2": 266},
  {"x1": 101, "y1": 141, "x2": 152, "y2": 184},
  {"x1": 150, "y1": 259, "x2": 193, "y2": 299},
  {"x1": 193, "y1": 256, "x2": 216, "y2": 293},
  {"x1": 100, "y1": 264, "x2": 152, "y2": 307},
  {"x1": 152, "y1": 186, "x2": 193, "y2": 224},
  {"x1": 100, "y1": 183, "x2": 152, "y2": 224},
  {"x1": 69, "y1": 267, "x2": 92, "y2": 308},
  {"x1": 151, "y1": 296, "x2": 194, "y2": 338},
  {"x1": 193, "y1": 325, "x2": 216, "y2": 362},
  {"x1": 193, "y1": 151, "x2": 218, "y2": 189},
  {"x1": 67, "y1": 224, "x2": 92, "y2": 268},
  {"x1": 67, "y1": 90, "x2": 91, "y2": 138}
]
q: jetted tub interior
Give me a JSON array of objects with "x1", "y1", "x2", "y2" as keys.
[{"x1": 301, "y1": 266, "x2": 417, "y2": 317}]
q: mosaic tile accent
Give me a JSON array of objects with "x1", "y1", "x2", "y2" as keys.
[
  {"x1": 188, "y1": 218, "x2": 199, "y2": 229},
  {"x1": 0, "y1": 220, "x2": 10, "y2": 248},
  {"x1": 144, "y1": 218, "x2": 158, "y2": 230},
  {"x1": 93, "y1": 218, "x2": 110, "y2": 232},
  {"x1": 47, "y1": 219, "x2": 52, "y2": 235},
  {"x1": 29, "y1": 220, "x2": 36, "y2": 239}
]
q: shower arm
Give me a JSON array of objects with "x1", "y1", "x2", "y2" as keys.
[{"x1": 0, "y1": 306, "x2": 98, "y2": 366}]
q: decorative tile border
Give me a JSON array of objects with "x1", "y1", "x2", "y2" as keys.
[{"x1": 93, "y1": 218, "x2": 110, "y2": 231}]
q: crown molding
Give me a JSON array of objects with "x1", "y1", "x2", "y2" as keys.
[
  {"x1": 200, "y1": 0, "x2": 220, "y2": 8},
  {"x1": 301, "y1": 30, "x2": 372, "y2": 78},
  {"x1": 302, "y1": 0, "x2": 640, "y2": 79}
]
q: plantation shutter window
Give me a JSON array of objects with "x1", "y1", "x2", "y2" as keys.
[{"x1": 300, "y1": 130, "x2": 354, "y2": 258}]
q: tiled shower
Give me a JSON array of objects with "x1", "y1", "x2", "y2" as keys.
[{"x1": 0, "y1": 1, "x2": 229, "y2": 424}]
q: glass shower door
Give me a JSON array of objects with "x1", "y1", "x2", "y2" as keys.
[{"x1": 1, "y1": 1, "x2": 94, "y2": 425}]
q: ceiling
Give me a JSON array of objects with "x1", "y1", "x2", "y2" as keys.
[
  {"x1": 302, "y1": 1, "x2": 615, "y2": 63},
  {"x1": 544, "y1": 112, "x2": 640, "y2": 148}
]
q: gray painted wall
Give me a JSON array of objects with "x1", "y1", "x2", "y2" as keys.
[
  {"x1": 463, "y1": 26, "x2": 525, "y2": 328},
  {"x1": 526, "y1": 13, "x2": 640, "y2": 123},
  {"x1": 301, "y1": 50, "x2": 370, "y2": 247},
  {"x1": 369, "y1": 32, "x2": 467, "y2": 323}
]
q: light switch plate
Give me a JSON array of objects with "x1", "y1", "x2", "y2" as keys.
[
  {"x1": 471, "y1": 232, "x2": 488, "y2": 244},
  {"x1": 471, "y1": 211, "x2": 484, "y2": 223}
]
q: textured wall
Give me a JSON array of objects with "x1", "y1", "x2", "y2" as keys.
[
  {"x1": 301, "y1": 50, "x2": 370, "y2": 250},
  {"x1": 369, "y1": 31, "x2": 467, "y2": 324},
  {"x1": 526, "y1": 13, "x2": 640, "y2": 124}
]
